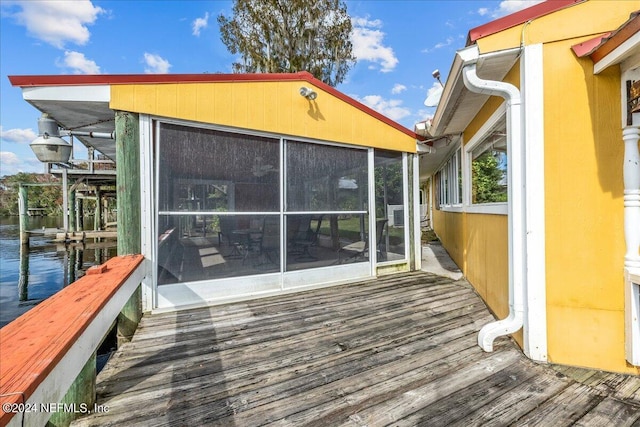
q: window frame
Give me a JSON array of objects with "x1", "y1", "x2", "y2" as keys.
[
  {"x1": 464, "y1": 103, "x2": 508, "y2": 216},
  {"x1": 435, "y1": 145, "x2": 463, "y2": 213}
]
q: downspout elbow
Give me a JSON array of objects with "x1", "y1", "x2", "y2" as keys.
[{"x1": 462, "y1": 64, "x2": 520, "y2": 105}]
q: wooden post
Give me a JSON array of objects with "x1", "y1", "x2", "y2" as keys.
[
  {"x1": 94, "y1": 187, "x2": 102, "y2": 231},
  {"x1": 18, "y1": 185, "x2": 29, "y2": 244},
  {"x1": 62, "y1": 168, "x2": 69, "y2": 231},
  {"x1": 18, "y1": 239, "x2": 28, "y2": 301},
  {"x1": 46, "y1": 352, "x2": 96, "y2": 426},
  {"x1": 69, "y1": 188, "x2": 76, "y2": 232},
  {"x1": 115, "y1": 111, "x2": 142, "y2": 344}
]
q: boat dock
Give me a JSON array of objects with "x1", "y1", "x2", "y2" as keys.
[{"x1": 70, "y1": 272, "x2": 640, "y2": 426}]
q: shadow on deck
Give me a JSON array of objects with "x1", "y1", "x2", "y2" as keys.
[{"x1": 72, "y1": 272, "x2": 640, "y2": 426}]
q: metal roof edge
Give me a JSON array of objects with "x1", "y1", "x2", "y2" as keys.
[{"x1": 467, "y1": 0, "x2": 585, "y2": 45}]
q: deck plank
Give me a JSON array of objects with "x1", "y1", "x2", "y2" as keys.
[{"x1": 71, "y1": 272, "x2": 640, "y2": 427}]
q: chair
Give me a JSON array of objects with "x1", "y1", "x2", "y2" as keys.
[
  {"x1": 291, "y1": 215, "x2": 323, "y2": 261},
  {"x1": 218, "y1": 216, "x2": 237, "y2": 246},
  {"x1": 338, "y1": 219, "x2": 388, "y2": 263},
  {"x1": 258, "y1": 216, "x2": 280, "y2": 266}
]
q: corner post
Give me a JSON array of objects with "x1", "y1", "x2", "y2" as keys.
[{"x1": 115, "y1": 111, "x2": 142, "y2": 344}]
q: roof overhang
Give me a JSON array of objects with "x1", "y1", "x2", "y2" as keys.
[
  {"x1": 17, "y1": 84, "x2": 116, "y2": 159},
  {"x1": 428, "y1": 45, "x2": 520, "y2": 138},
  {"x1": 418, "y1": 45, "x2": 520, "y2": 178},
  {"x1": 569, "y1": 11, "x2": 640, "y2": 74},
  {"x1": 592, "y1": 12, "x2": 640, "y2": 74}
]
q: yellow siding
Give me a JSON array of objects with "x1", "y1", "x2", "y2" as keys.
[
  {"x1": 476, "y1": 0, "x2": 640, "y2": 54},
  {"x1": 433, "y1": 62, "x2": 524, "y2": 350},
  {"x1": 465, "y1": 214, "x2": 508, "y2": 317},
  {"x1": 110, "y1": 80, "x2": 415, "y2": 152},
  {"x1": 432, "y1": 209, "x2": 465, "y2": 269},
  {"x1": 543, "y1": 39, "x2": 637, "y2": 374}
]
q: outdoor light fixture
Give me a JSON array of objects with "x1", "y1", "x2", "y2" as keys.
[
  {"x1": 432, "y1": 69, "x2": 443, "y2": 87},
  {"x1": 30, "y1": 113, "x2": 72, "y2": 163},
  {"x1": 299, "y1": 87, "x2": 318, "y2": 100}
]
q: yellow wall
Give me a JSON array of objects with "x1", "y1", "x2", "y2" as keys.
[
  {"x1": 476, "y1": 0, "x2": 640, "y2": 54},
  {"x1": 542, "y1": 39, "x2": 637, "y2": 374},
  {"x1": 110, "y1": 80, "x2": 416, "y2": 153},
  {"x1": 430, "y1": 0, "x2": 638, "y2": 374}
]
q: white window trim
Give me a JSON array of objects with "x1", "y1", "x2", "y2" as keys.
[
  {"x1": 464, "y1": 103, "x2": 508, "y2": 215},
  {"x1": 436, "y1": 143, "x2": 464, "y2": 212}
]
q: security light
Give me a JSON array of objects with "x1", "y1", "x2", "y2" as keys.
[
  {"x1": 299, "y1": 87, "x2": 318, "y2": 100},
  {"x1": 30, "y1": 114, "x2": 72, "y2": 163}
]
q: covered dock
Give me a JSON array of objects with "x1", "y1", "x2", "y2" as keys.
[{"x1": 73, "y1": 272, "x2": 640, "y2": 426}]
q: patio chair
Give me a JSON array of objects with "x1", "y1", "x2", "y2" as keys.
[
  {"x1": 338, "y1": 219, "x2": 388, "y2": 263},
  {"x1": 291, "y1": 215, "x2": 323, "y2": 261},
  {"x1": 258, "y1": 216, "x2": 280, "y2": 266},
  {"x1": 218, "y1": 216, "x2": 237, "y2": 246}
]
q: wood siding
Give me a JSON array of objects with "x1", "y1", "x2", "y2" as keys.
[{"x1": 110, "y1": 81, "x2": 416, "y2": 153}]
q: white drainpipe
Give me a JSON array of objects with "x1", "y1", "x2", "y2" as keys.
[{"x1": 462, "y1": 63, "x2": 526, "y2": 352}]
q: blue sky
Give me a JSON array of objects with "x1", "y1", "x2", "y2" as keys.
[{"x1": 0, "y1": 0, "x2": 541, "y2": 175}]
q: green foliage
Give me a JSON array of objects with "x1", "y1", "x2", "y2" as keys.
[
  {"x1": 0, "y1": 173, "x2": 62, "y2": 216},
  {"x1": 471, "y1": 152, "x2": 507, "y2": 203},
  {"x1": 218, "y1": 0, "x2": 355, "y2": 86},
  {"x1": 375, "y1": 161, "x2": 403, "y2": 218}
]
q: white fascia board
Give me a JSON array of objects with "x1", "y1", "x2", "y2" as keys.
[
  {"x1": 594, "y1": 31, "x2": 640, "y2": 75},
  {"x1": 22, "y1": 85, "x2": 110, "y2": 103},
  {"x1": 430, "y1": 45, "x2": 479, "y2": 136}
]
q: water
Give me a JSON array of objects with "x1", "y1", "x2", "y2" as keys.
[{"x1": 0, "y1": 216, "x2": 117, "y2": 327}]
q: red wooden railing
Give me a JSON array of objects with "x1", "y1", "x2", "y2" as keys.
[{"x1": 0, "y1": 254, "x2": 144, "y2": 427}]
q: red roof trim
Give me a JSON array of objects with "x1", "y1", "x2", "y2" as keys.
[
  {"x1": 590, "y1": 11, "x2": 640, "y2": 63},
  {"x1": 571, "y1": 32, "x2": 612, "y2": 57},
  {"x1": 8, "y1": 71, "x2": 318, "y2": 87},
  {"x1": 467, "y1": 0, "x2": 585, "y2": 44},
  {"x1": 8, "y1": 71, "x2": 417, "y2": 140}
]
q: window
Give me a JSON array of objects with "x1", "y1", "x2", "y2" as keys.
[
  {"x1": 470, "y1": 119, "x2": 507, "y2": 204},
  {"x1": 436, "y1": 148, "x2": 462, "y2": 208},
  {"x1": 374, "y1": 150, "x2": 406, "y2": 262}
]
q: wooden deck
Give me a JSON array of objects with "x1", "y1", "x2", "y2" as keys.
[{"x1": 72, "y1": 272, "x2": 640, "y2": 426}]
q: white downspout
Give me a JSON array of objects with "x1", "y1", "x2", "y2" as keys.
[{"x1": 462, "y1": 63, "x2": 526, "y2": 352}]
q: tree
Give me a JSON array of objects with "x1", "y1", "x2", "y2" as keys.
[
  {"x1": 0, "y1": 173, "x2": 62, "y2": 216},
  {"x1": 471, "y1": 152, "x2": 508, "y2": 204},
  {"x1": 218, "y1": 0, "x2": 355, "y2": 86}
]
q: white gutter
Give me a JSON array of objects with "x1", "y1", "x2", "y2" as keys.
[{"x1": 462, "y1": 60, "x2": 526, "y2": 352}]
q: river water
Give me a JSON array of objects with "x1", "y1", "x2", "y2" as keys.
[{"x1": 0, "y1": 216, "x2": 116, "y2": 327}]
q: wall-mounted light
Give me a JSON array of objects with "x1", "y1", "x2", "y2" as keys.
[
  {"x1": 299, "y1": 87, "x2": 318, "y2": 100},
  {"x1": 30, "y1": 113, "x2": 72, "y2": 163}
]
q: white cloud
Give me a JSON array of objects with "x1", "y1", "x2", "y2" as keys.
[
  {"x1": 350, "y1": 16, "x2": 398, "y2": 73},
  {"x1": 143, "y1": 53, "x2": 171, "y2": 74},
  {"x1": 0, "y1": 126, "x2": 37, "y2": 144},
  {"x1": 434, "y1": 37, "x2": 455, "y2": 50},
  {"x1": 391, "y1": 84, "x2": 406, "y2": 95},
  {"x1": 485, "y1": 0, "x2": 544, "y2": 18},
  {"x1": 192, "y1": 12, "x2": 209, "y2": 36},
  {"x1": 0, "y1": 151, "x2": 21, "y2": 165},
  {"x1": 8, "y1": 0, "x2": 104, "y2": 48},
  {"x1": 422, "y1": 36, "x2": 459, "y2": 54},
  {"x1": 356, "y1": 94, "x2": 411, "y2": 122},
  {"x1": 59, "y1": 51, "x2": 101, "y2": 74}
]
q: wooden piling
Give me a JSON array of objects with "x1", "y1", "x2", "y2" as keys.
[
  {"x1": 18, "y1": 185, "x2": 29, "y2": 244},
  {"x1": 115, "y1": 111, "x2": 142, "y2": 343}
]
